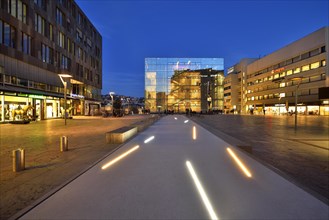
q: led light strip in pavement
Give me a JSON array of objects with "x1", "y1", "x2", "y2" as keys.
[
  {"x1": 144, "y1": 136, "x2": 155, "y2": 143},
  {"x1": 102, "y1": 145, "x2": 139, "y2": 170},
  {"x1": 186, "y1": 161, "x2": 219, "y2": 220},
  {"x1": 193, "y1": 126, "x2": 196, "y2": 140},
  {"x1": 227, "y1": 148, "x2": 252, "y2": 178}
]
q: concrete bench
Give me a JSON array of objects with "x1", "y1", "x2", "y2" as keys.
[{"x1": 106, "y1": 126, "x2": 138, "y2": 144}]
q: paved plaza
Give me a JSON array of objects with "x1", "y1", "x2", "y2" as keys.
[
  {"x1": 0, "y1": 114, "x2": 328, "y2": 219},
  {"x1": 191, "y1": 114, "x2": 329, "y2": 203},
  {"x1": 0, "y1": 115, "x2": 154, "y2": 219},
  {"x1": 16, "y1": 115, "x2": 329, "y2": 219}
]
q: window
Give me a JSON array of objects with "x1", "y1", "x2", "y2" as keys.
[
  {"x1": 48, "y1": 24, "x2": 53, "y2": 41},
  {"x1": 293, "y1": 67, "x2": 300, "y2": 74},
  {"x1": 61, "y1": 55, "x2": 71, "y2": 70},
  {"x1": 310, "y1": 62, "x2": 320, "y2": 69},
  {"x1": 301, "y1": 52, "x2": 310, "y2": 60},
  {"x1": 58, "y1": 31, "x2": 65, "y2": 48},
  {"x1": 34, "y1": 0, "x2": 46, "y2": 11},
  {"x1": 21, "y1": 32, "x2": 31, "y2": 54},
  {"x1": 7, "y1": 0, "x2": 27, "y2": 23},
  {"x1": 302, "y1": 64, "x2": 310, "y2": 72},
  {"x1": 0, "y1": 20, "x2": 2, "y2": 44},
  {"x1": 321, "y1": 46, "x2": 326, "y2": 53},
  {"x1": 286, "y1": 70, "x2": 293, "y2": 76},
  {"x1": 77, "y1": 12, "x2": 82, "y2": 25},
  {"x1": 56, "y1": 8, "x2": 65, "y2": 26},
  {"x1": 1, "y1": 21, "x2": 16, "y2": 48},
  {"x1": 35, "y1": 13, "x2": 46, "y2": 35},
  {"x1": 321, "y1": 60, "x2": 326, "y2": 67},
  {"x1": 41, "y1": 44, "x2": 53, "y2": 64},
  {"x1": 76, "y1": 29, "x2": 82, "y2": 42},
  {"x1": 78, "y1": 47, "x2": 83, "y2": 59},
  {"x1": 292, "y1": 56, "x2": 300, "y2": 63},
  {"x1": 67, "y1": 37, "x2": 71, "y2": 52},
  {"x1": 310, "y1": 48, "x2": 319, "y2": 57}
]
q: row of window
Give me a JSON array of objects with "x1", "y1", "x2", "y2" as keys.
[
  {"x1": 2, "y1": 0, "x2": 100, "y2": 50},
  {"x1": 247, "y1": 88, "x2": 320, "y2": 102},
  {"x1": 250, "y1": 46, "x2": 326, "y2": 78},
  {"x1": 247, "y1": 60, "x2": 326, "y2": 86},
  {"x1": 1, "y1": 20, "x2": 31, "y2": 54},
  {"x1": 0, "y1": 73, "x2": 63, "y2": 94},
  {"x1": 247, "y1": 73, "x2": 326, "y2": 94},
  {"x1": 6, "y1": 0, "x2": 27, "y2": 24}
]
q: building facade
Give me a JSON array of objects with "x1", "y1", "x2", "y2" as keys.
[
  {"x1": 245, "y1": 27, "x2": 328, "y2": 115},
  {"x1": 145, "y1": 58, "x2": 224, "y2": 113},
  {"x1": 0, "y1": 0, "x2": 102, "y2": 122},
  {"x1": 224, "y1": 27, "x2": 329, "y2": 116},
  {"x1": 224, "y1": 58, "x2": 257, "y2": 114}
]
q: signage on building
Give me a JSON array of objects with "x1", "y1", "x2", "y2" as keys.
[
  {"x1": 228, "y1": 67, "x2": 234, "y2": 74},
  {"x1": 29, "y1": 94, "x2": 45, "y2": 99},
  {"x1": 271, "y1": 67, "x2": 285, "y2": 74},
  {"x1": 70, "y1": 93, "x2": 85, "y2": 99}
]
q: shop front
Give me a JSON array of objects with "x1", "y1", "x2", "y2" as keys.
[
  {"x1": 0, "y1": 92, "x2": 62, "y2": 122},
  {"x1": 85, "y1": 100, "x2": 101, "y2": 116}
]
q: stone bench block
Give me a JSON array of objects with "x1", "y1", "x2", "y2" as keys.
[{"x1": 106, "y1": 126, "x2": 138, "y2": 144}]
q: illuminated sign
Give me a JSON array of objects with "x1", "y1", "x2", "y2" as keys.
[
  {"x1": 271, "y1": 67, "x2": 285, "y2": 74},
  {"x1": 29, "y1": 94, "x2": 45, "y2": 99},
  {"x1": 70, "y1": 93, "x2": 85, "y2": 99}
]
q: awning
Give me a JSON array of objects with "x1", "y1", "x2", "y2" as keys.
[{"x1": 0, "y1": 85, "x2": 64, "y2": 98}]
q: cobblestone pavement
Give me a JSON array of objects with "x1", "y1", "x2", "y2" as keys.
[
  {"x1": 190, "y1": 114, "x2": 329, "y2": 204},
  {"x1": 0, "y1": 115, "x2": 154, "y2": 219}
]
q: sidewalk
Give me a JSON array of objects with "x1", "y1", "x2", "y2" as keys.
[
  {"x1": 190, "y1": 114, "x2": 329, "y2": 204},
  {"x1": 0, "y1": 115, "x2": 157, "y2": 219}
]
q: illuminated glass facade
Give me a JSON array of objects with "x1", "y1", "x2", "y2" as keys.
[{"x1": 145, "y1": 58, "x2": 224, "y2": 113}]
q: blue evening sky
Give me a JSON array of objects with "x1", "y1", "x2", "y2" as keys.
[{"x1": 75, "y1": 0, "x2": 328, "y2": 97}]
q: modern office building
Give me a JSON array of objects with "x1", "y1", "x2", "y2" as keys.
[
  {"x1": 244, "y1": 27, "x2": 328, "y2": 115},
  {"x1": 145, "y1": 58, "x2": 224, "y2": 113},
  {"x1": 0, "y1": 0, "x2": 102, "y2": 122},
  {"x1": 224, "y1": 58, "x2": 257, "y2": 114}
]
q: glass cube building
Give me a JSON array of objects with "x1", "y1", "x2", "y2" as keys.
[{"x1": 145, "y1": 58, "x2": 224, "y2": 113}]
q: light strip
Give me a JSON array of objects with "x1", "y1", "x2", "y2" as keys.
[
  {"x1": 227, "y1": 148, "x2": 252, "y2": 178},
  {"x1": 144, "y1": 136, "x2": 155, "y2": 143},
  {"x1": 186, "y1": 161, "x2": 219, "y2": 220},
  {"x1": 102, "y1": 145, "x2": 139, "y2": 170},
  {"x1": 184, "y1": 120, "x2": 189, "y2": 123},
  {"x1": 193, "y1": 126, "x2": 196, "y2": 140}
]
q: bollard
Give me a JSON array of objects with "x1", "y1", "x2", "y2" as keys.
[
  {"x1": 60, "y1": 136, "x2": 68, "y2": 152},
  {"x1": 13, "y1": 148, "x2": 25, "y2": 172}
]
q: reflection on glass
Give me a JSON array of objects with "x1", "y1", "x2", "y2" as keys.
[{"x1": 145, "y1": 58, "x2": 224, "y2": 113}]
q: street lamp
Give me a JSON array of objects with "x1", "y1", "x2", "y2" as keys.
[
  {"x1": 109, "y1": 92, "x2": 115, "y2": 116},
  {"x1": 59, "y1": 74, "x2": 72, "y2": 125},
  {"x1": 290, "y1": 77, "x2": 303, "y2": 130}
]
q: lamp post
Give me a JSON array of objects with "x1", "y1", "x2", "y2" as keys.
[
  {"x1": 59, "y1": 74, "x2": 72, "y2": 125},
  {"x1": 109, "y1": 92, "x2": 115, "y2": 116},
  {"x1": 291, "y1": 77, "x2": 303, "y2": 130}
]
